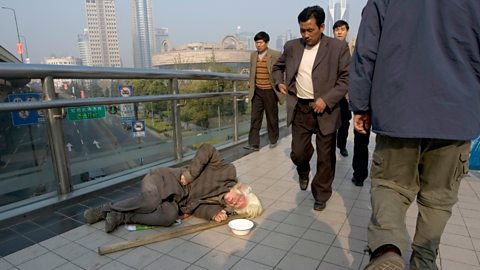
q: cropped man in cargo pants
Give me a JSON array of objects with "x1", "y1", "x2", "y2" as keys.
[{"x1": 349, "y1": 1, "x2": 480, "y2": 269}]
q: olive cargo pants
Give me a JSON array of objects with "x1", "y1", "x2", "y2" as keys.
[{"x1": 368, "y1": 135, "x2": 470, "y2": 269}]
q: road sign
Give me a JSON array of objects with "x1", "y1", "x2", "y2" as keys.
[
  {"x1": 8, "y1": 93, "x2": 42, "y2": 126},
  {"x1": 107, "y1": 105, "x2": 118, "y2": 114},
  {"x1": 118, "y1": 85, "x2": 133, "y2": 97},
  {"x1": 67, "y1": 105, "x2": 106, "y2": 121},
  {"x1": 120, "y1": 103, "x2": 135, "y2": 121},
  {"x1": 132, "y1": 120, "x2": 146, "y2": 137}
]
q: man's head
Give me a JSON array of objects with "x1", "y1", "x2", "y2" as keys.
[
  {"x1": 224, "y1": 183, "x2": 263, "y2": 218},
  {"x1": 297, "y1": 5, "x2": 325, "y2": 46},
  {"x1": 254, "y1": 31, "x2": 270, "y2": 53},
  {"x1": 333, "y1": 20, "x2": 349, "y2": 41}
]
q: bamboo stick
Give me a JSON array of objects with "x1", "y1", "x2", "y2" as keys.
[{"x1": 98, "y1": 214, "x2": 247, "y2": 255}]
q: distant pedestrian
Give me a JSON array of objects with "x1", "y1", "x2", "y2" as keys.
[
  {"x1": 332, "y1": 19, "x2": 352, "y2": 158},
  {"x1": 349, "y1": 1, "x2": 480, "y2": 269},
  {"x1": 244, "y1": 31, "x2": 284, "y2": 151}
]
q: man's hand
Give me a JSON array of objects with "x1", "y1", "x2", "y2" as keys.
[
  {"x1": 213, "y1": 210, "x2": 228, "y2": 222},
  {"x1": 313, "y1": 98, "x2": 327, "y2": 113},
  {"x1": 179, "y1": 174, "x2": 188, "y2": 186},
  {"x1": 278, "y1": 84, "x2": 287, "y2": 95},
  {"x1": 353, "y1": 114, "x2": 371, "y2": 134}
]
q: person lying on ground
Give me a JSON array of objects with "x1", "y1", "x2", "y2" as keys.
[{"x1": 83, "y1": 143, "x2": 263, "y2": 233}]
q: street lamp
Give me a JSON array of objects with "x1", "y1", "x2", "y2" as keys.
[
  {"x1": 20, "y1": 35, "x2": 30, "y2": 63},
  {"x1": 2, "y1": 6, "x2": 24, "y2": 63}
]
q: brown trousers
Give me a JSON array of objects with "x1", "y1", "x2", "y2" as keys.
[
  {"x1": 248, "y1": 88, "x2": 279, "y2": 147},
  {"x1": 290, "y1": 102, "x2": 336, "y2": 202}
]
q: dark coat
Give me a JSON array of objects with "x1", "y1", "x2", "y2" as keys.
[
  {"x1": 272, "y1": 35, "x2": 350, "y2": 135},
  {"x1": 349, "y1": 0, "x2": 480, "y2": 140},
  {"x1": 179, "y1": 143, "x2": 237, "y2": 219}
]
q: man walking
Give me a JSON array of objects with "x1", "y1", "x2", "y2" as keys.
[
  {"x1": 332, "y1": 19, "x2": 352, "y2": 158},
  {"x1": 244, "y1": 31, "x2": 283, "y2": 151},
  {"x1": 349, "y1": 1, "x2": 480, "y2": 269},
  {"x1": 273, "y1": 6, "x2": 350, "y2": 211}
]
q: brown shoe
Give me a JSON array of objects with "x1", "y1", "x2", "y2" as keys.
[
  {"x1": 364, "y1": 251, "x2": 405, "y2": 270},
  {"x1": 84, "y1": 207, "x2": 106, "y2": 224},
  {"x1": 105, "y1": 212, "x2": 124, "y2": 233}
]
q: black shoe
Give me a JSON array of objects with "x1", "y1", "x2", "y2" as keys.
[
  {"x1": 299, "y1": 176, "x2": 309, "y2": 190},
  {"x1": 351, "y1": 177, "x2": 364, "y2": 187},
  {"x1": 313, "y1": 201, "x2": 326, "y2": 211},
  {"x1": 243, "y1": 145, "x2": 259, "y2": 151},
  {"x1": 339, "y1": 148, "x2": 349, "y2": 157}
]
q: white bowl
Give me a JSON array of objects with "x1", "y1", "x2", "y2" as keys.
[{"x1": 228, "y1": 219, "x2": 254, "y2": 235}]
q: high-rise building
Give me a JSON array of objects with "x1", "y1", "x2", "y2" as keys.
[
  {"x1": 326, "y1": 0, "x2": 349, "y2": 37},
  {"x1": 131, "y1": 0, "x2": 155, "y2": 68},
  {"x1": 155, "y1": 27, "x2": 172, "y2": 54},
  {"x1": 77, "y1": 28, "x2": 92, "y2": 66},
  {"x1": 85, "y1": 0, "x2": 121, "y2": 67}
]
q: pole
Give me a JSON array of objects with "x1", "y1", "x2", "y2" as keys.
[
  {"x1": 20, "y1": 35, "x2": 29, "y2": 63},
  {"x1": 2, "y1": 7, "x2": 23, "y2": 63}
]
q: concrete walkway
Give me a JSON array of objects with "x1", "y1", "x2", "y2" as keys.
[{"x1": 1, "y1": 134, "x2": 480, "y2": 270}]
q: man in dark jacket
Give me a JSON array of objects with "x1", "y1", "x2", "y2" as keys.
[
  {"x1": 272, "y1": 5, "x2": 350, "y2": 211},
  {"x1": 84, "y1": 144, "x2": 262, "y2": 233},
  {"x1": 349, "y1": 1, "x2": 480, "y2": 269}
]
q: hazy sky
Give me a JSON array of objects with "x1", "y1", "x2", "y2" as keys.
[{"x1": 0, "y1": 0, "x2": 367, "y2": 67}]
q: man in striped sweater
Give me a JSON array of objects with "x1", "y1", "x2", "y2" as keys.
[{"x1": 244, "y1": 31, "x2": 284, "y2": 151}]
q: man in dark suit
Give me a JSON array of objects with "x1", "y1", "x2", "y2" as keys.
[
  {"x1": 83, "y1": 144, "x2": 262, "y2": 233},
  {"x1": 272, "y1": 5, "x2": 350, "y2": 211},
  {"x1": 244, "y1": 31, "x2": 284, "y2": 151}
]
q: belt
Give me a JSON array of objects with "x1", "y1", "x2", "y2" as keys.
[{"x1": 297, "y1": 98, "x2": 314, "y2": 105}]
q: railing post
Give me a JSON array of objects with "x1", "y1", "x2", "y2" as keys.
[
  {"x1": 42, "y1": 76, "x2": 71, "y2": 195},
  {"x1": 233, "y1": 81, "x2": 239, "y2": 142},
  {"x1": 171, "y1": 78, "x2": 183, "y2": 160}
]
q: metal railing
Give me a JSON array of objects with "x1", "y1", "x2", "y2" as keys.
[{"x1": 0, "y1": 62, "x2": 250, "y2": 216}]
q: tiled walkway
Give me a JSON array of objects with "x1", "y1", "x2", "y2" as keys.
[{"x1": 1, "y1": 134, "x2": 480, "y2": 270}]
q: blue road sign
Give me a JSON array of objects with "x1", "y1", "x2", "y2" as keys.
[
  {"x1": 132, "y1": 120, "x2": 146, "y2": 137},
  {"x1": 118, "y1": 85, "x2": 134, "y2": 97},
  {"x1": 8, "y1": 93, "x2": 42, "y2": 126}
]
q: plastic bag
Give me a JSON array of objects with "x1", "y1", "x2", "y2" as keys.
[{"x1": 469, "y1": 136, "x2": 480, "y2": 170}]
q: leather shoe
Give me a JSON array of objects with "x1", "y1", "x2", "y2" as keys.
[
  {"x1": 313, "y1": 201, "x2": 326, "y2": 211},
  {"x1": 243, "y1": 145, "x2": 259, "y2": 151},
  {"x1": 299, "y1": 177, "x2": 309, "y2": 190},
  {"x1": 351, "y1": 176, "x2": 364, "y2": 187},
  {"x1": 339, "y1": 148, "x2": 349, "y2": 157}
]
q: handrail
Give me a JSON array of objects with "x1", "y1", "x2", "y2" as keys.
[
  {"x1": 0, "y1": 63, "x2": 251, "y2": 201},
  {"x1": 0, "y1": 62, "x2": 249, "y2": 80},
  {"x1": 0, "y1": 92, "x2": 248, "y2": 111}
]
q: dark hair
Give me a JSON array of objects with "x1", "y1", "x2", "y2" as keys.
[
  {"x1": 298, "y1": 5, "x2": 325, "y2": 28},
  {"x1": 333, "y1": 20, "x2": 349, "y2": 31},
  {"x1": 254, "y1": 31, "x2": 270, "y2": 42}
]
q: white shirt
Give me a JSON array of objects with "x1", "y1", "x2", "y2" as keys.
[{"x1": 295, "y1": 42, "x2": 320, "y2": 99}]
